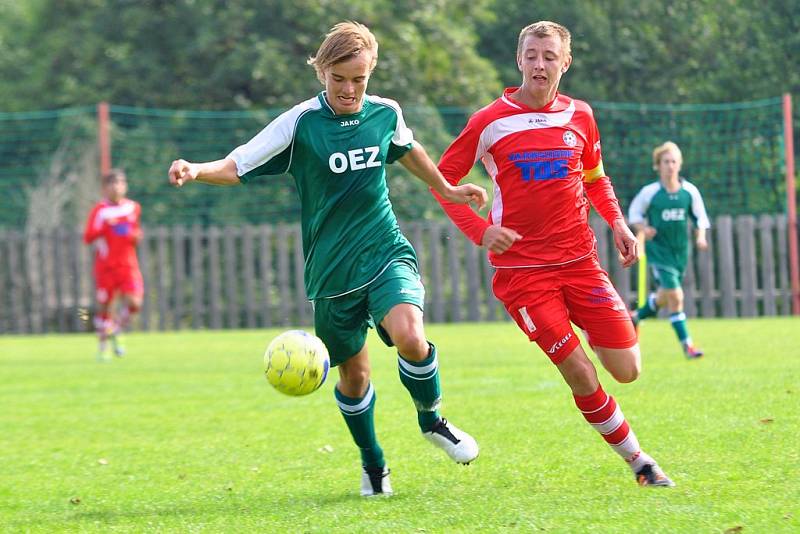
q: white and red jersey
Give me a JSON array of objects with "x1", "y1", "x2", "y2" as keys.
[
  {"x1": 436, "y1": 88, "x2": 623, "y2": 268},
  {"x1": 83, "y1": 199, "x2": 141, "y2": 271}
]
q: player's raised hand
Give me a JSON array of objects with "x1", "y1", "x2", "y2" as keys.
[
  {"x1": 482, "y1": 225, "x2": 522, "y2": 254},
  {"x1": 168, "y1": 159, "x2": 198, "y2": 187},
  {"x1": 612, "y1": 219, "x2": 638, "y2": 268},
  {"x1": 442, "y1": 183, "x2": 488, "y2": 210}
]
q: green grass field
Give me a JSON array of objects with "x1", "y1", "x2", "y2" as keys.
[{"x1": 1, "y1": 319, "x2": 798, "y2": 533}]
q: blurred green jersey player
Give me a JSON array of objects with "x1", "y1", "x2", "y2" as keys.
[
  {"x1": 167, "y1": 21, "x2": 487, "y2": 496},
  {"x1": 628, "y1": 141, "x2": 710, "y2": 359}
]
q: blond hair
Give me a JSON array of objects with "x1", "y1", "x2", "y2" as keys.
[
  {"x1": 307, "y1": 21, "x2": 378, "y2": 83},
  {"x1": 652, "y1": 141, "x2": 683, "y2": 169},
  {"x1": 517, "y1": 21, "x2": 572, "y2": 58}
]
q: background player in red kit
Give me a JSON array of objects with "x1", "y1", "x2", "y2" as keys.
[
  {"x1": 435, "y1": 21, "x2": 674, "y2": 486},
  {"x1": 83, "y1": 169, "x2": 143, "y2": 361}
]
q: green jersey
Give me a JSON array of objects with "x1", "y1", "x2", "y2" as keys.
[
  {"x1": 229, "y1": 92, "x2": 416, "y2": 300},
  {"x1": 628, "y1": 179, "x2": 710, "y2": 270}
]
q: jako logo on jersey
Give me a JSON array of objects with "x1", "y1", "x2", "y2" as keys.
[
  {"x1": 661, "y1": 208, "x2": 686, "y2": 221},
  {"x1": 340, "y1": 119, "x2": 360, "y2": 127},
  {"x1": 329, "y1": 146, "x2": 381, "y2": 174},
  {"x1": 562, "y1": 131, "x2": 577, "y2": 147},
  {"x1": 547, "y1": 333, "x2": 573, "y2": 354}
]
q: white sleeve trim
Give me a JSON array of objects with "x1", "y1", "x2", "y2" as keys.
[
  {"x1": 227, "y1": 97, "x2": 320, "y2": 176},
  {"x1": 683, "y1": 180, "x2": 711, "y2": 229},
  {"x1": 628, "y1": 182, "x2": 660, "y2": 224},
  {"x1": 368, "y1": 95, "x2": 414, "y2": 146}
]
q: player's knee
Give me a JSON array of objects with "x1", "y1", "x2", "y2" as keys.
[
  {"x1": 338, "y1": 365, "x2": 370, "y2": 397},
  {"x1": 612, "y1": 363, "x2": 640, "y2": 383},
  {"x1": 611, "y1": 354, "x2": 641, "y2": 383},
  {"x1": 393, "y1": 330, "x2": 428, "y2": 361}
]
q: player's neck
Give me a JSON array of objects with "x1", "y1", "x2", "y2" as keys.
[
  {"x1": 660, "y1": 175, "x2": 681, "y2": 192},
  {"x1": 511, "y1": 85, "x2": 557, "y2": 110}
]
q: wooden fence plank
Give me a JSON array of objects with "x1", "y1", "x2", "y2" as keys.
[
  {"x1": 172, "y1": 226, "x2": 186, "y2": 330},
  {"x1": 445, "y1": 227, "x2": 462, "y2": 322},
  {"x1": 428, "y1": 221, "x2": 445, "y2": 323},
  {"x1": 464, "y1": 234, "x2": 481, "y2": 322},
  {"x1": 259, "y1": 225, "x2": 273, "y2": 327},
  {"x1": 737, "y1": 216, "x2": 758, "y2": 316},
  {"x1": 223, "y1": 226, "x2": 240, "y2": 329},
  {"x1": 276, "y1": 225, "x2": 291, "y2": 326},
  {"x1": 481, "y1": 253, "x2": 500, "y2": 321},
  {"x1": 67, "y1": 230, "x2": 82, "y2": 332},
  {"x1": 716, "y1": 216, "x2": 737, "y2": 317},
  {"x1": 156, "y1": 227, "x2": 170, "y2": 331},
  {"x1": 191, "y1": 224, "x2": 204, "y2": 329},
  {"x1": 698, "y1": 230, "x2": 715, "y2": 318},
  {"x1": 0, "y1": 230, "x2": 9, "y2": 332},
  {"x1": 208, "y1": 226, "x2": 223, "y2": 329},
  {"x1": 292, "y1": 225, "x2": 310, "y2": 326},
  {"x1": 53, "y1": 227, "x2": 67, "y2": 332},
  {"x1": 242, "y1": 225, "x2": 257, "y2": 328},
  {"x1": 137, "y1": 227, "x2": 152, "y2": 331},
  {"x1": 5, "y1": 231, "x2": 25, "y2": 332},
  {"x1": 683, "y1": 245, "x2": 698, "y2": 318},
  {"x1": 776, "y1": 215, "x2": 791, "y2": 315},
  {"x1": 759, "y1": 215, "x2": 777, "y2": 316}
]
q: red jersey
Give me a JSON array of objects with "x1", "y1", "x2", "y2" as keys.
[
  {"x1": 83, "y1": 199, "x2": 141, "y2": 271},
  {"x1": 437, "y1": 89, "x2": 623, "y2": 268}
]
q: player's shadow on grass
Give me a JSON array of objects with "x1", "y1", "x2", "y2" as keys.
[{"x1": 63, "y1": 490, "x2": 405, "y2": 524}]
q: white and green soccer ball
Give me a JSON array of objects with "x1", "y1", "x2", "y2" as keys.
[{"x1": 264, "y1": 330, "x2": 330, "y2": 396}]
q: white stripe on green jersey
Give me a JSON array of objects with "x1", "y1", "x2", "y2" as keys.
[
  {"x1": 228, "y1": 92, "x2": 417, "y2": 300},
  {"x1": 628, "y1": 178, "x2": 710, "y2": 270}
]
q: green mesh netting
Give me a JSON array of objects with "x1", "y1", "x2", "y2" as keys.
[{"x1": 0, "y1": 97, "x2": 789, "y2": 230}]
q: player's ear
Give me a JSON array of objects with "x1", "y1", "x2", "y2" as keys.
[{"x1": 561, "y1": 55, "x2": 572, "y2": 73}]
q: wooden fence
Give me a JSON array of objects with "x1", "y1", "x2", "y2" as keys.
[{"x1": 0, "y1": 214, "x2": 796, "y2": 334}]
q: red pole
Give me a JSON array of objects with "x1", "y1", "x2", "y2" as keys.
[
  {"x1": 783, "y1": 93, "x2": 800, "y2": 315},
  {"x1": 97, "y1": 101, "x2": 111, "y2": 177}
]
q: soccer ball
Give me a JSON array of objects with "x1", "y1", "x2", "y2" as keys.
[{"x1": 264, "y1": 330, "x2": 330, "y2": 396}]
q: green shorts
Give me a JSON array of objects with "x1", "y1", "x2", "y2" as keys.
[
  {"x1": 650, "y1": 263, "x2": 684, "y2": 290},
  {"x1": 312, "y1": 260, "x2": 425, "y2": 367}
]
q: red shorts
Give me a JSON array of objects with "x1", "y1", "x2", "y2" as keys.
[
  {"x1": 493, "y1": 253, "x2": 637, "y2": 365},
  {"x1": 95, "y1": 266, "x2": 144, "y2": 304}
]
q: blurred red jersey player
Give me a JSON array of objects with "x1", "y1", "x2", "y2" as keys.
[
  {"x1": 83, "y1": 168, "x2": 143, "y2": 361},
  {"x1": 434, "y1": 21, "x2": 675, "y2": 487}
]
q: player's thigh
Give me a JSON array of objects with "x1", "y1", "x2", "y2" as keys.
[
  {"x1": 94, "y1": 268, "x2": 114, "y2": 308},
  {"x1": 119, "y1": 269, "x2": 144, "y2": 308},
  {"x1": 313, "y1": 291, "x2": 370, "y2": 367},
  {"x1": 493, "y1": 268, "x2": 580, "y2": 365},
  {"x1": 562, "y1": 260, "x2": 637, "y2": 350},
  {"x1": 367, "y1": 260, "x2": 426, "y2": 348},
  {"x1": 651, "y1": 264, "x2": 683, "y2": 291}
]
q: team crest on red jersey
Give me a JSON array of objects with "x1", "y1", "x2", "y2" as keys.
[{"x1": 562, "y1": 131, "x2": 577, "y2": 147}]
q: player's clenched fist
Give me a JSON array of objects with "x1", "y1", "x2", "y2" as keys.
[
  {"x1": 481, "y1": 225, "x2": 522, "y2": 255},
  {"x1": 168, "y1": 159, "x2": 198, "y2": 187}
]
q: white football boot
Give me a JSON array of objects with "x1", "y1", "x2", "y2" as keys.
[
  {"x1": 422, "y1": 418, "x2": 479, "y2": 464},
  {"x1": 361, "y1": 466, "x2": 393, "y2": 496}
]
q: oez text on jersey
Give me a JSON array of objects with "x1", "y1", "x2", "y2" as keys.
[{"x1": 328, "y1": 146, "x2": 382, "y2": 174}]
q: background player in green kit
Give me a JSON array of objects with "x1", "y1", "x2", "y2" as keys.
[
  {"x1": 628, "y1": 141, "x2": 710, "y2": 359},
  {"x1": 167, "y1": 21, "x2": 487, "y2": 496}
]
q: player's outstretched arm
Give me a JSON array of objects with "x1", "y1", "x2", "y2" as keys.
[
  {"x1": 398, "y1": 142, "x2": 487, "y2": 210},
  {"x1": 168, "y1": 157, "x2": 240, "y2": 187}
]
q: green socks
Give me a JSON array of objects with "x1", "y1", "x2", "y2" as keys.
[
  {"x1": 669, "y1": 312, "x2": 690, "y2": 343},
  {"x1": 335, "y1": 383, "x2": 384, "y2": 468},
  {"x1": 636, "y1": 293, "x2": 659, "y2": 322},
  {"x1": 398, "y1": 342, "x2": 442, "y2": 432}
]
